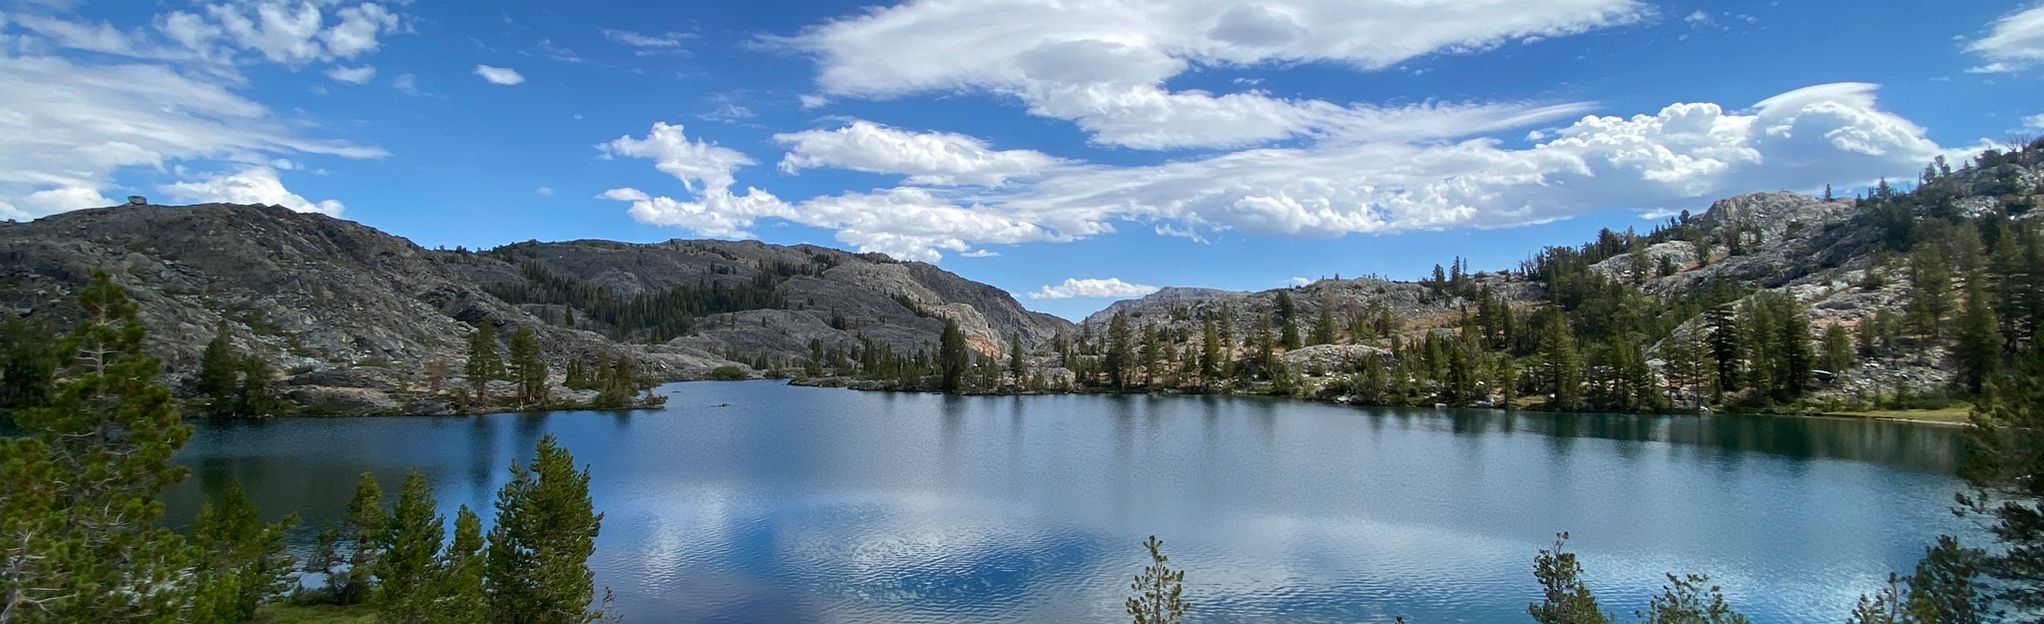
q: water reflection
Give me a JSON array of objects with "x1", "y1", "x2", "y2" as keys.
[{"x1": 164, "y1": 381, "x2": 1969, "y2": 623}]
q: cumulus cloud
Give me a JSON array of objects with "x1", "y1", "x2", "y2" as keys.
[
  {"x1": 474, "y1": 64, "x2": 525, "y2": 85},
  {"x1": 774, "y1": 120, "x2": 1066, "y2": 186},
  {"x1": 161, "y1": 166, "x2": 345, "y2": 216},
  {"x1": 1029, "y1": 278, "x2": 1160, "y2": 300},
  {"x1": 782, "y1": 0, "x2": 1640, "y2": 149},
  {"x1": 1967, "y1": 5, "x2": 2044, "y2": 73},
  {"x1": 604, "y1": 84, "x2": 1946, "y2": 263},
  {"x1": 0, "y1": 53, "x2": 384, "y2": 220},
  {"x1": 325, "y1": 64, "x2": 375, "y2": 84},
  {"x1": 598, "y1": 122, "x2": 1070, "y2": 261},
  {"x1": 2026, "y1": 113, "x2": 2044, "y2": 130}
]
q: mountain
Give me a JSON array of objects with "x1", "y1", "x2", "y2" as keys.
[{"x1": 0, "y1": 203, "x2": 1070, "y2": 415}]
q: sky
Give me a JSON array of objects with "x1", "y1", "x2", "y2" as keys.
[{"x1": 3, "y1": 1, "x2": 2043, "y2": 320}]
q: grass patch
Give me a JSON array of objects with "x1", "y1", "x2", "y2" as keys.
[
  {"x1": 256, "y1": 603, "x2": 375, "y2": 624},
  {"x1": 1821, "y1": 404, "x2": 1974, "y2": 424}
]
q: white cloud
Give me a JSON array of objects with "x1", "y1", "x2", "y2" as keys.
[
  {"x1": 798, "y1": 94, "x2": 830, "y2": 109},
  {"x1": 325, "y1": 64, "x2": 375, "y2": 84},
  {"x1": 2026, "y1": 113, "x2": 2044, "y2": 130},
  {"x1": 602, "y1": 28, "x2": 694, "y2": 53},
  {"x1": 1967, "y1": 5, "x2": 2044, "y2": 73},
  {"x1": 603, "y1": 84, "x2": 1946, "y2": 263},
  {"x1": 536, "y1": 186, "x2": 556, "y2": 197},
  {"x1": 161, "y1": 166, "x2": 345, "y2": 216},
  {"x1": 959, "y1": 249, "x2": 999, "y2": 257},
  {"x1": 1029, "y1": 277, "x2": 1159, "y2": 300},
  {"x1": 774, "y1": 120, "x2": 1066, "y2": 186},
  {"x1": 784, "y1": 0, "x2": 1641, "y2": 149},
  {"x1": 1287, "y1": 276, "x2": 1312, "y2": 287},
  {"x1": 599, "y1": 122, "x2": 1068, "y2": 261},
  {"x1": 0, "y1": 53, "x2": 384, "y2": 220},
  {"x1": 474, "y1": 64, "x2": 525, "y2": 85}
]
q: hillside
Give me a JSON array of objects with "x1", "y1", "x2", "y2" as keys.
[
  {"x1": 1051, "y1": 140, "x2": 2044, "y2": 413},
  {"x1": 0, "y1": 204, "x2": 1071, "y2": 415}
]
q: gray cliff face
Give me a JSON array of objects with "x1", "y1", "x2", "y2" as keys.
[
  {"x1": 0, "y1": 204, "x2": 1071, "y2": 414},
  {"x1": 442, "y1": 238, "x2": 1071, "y2": 365}
]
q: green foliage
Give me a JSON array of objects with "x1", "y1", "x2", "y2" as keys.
[
  {"x1": 486, "y1": 435, "x2": 610, "y2": 623},
  {"x1": 0, "y1": 317, "x2": 57, "y2": 414},
  {"x1": 0, "y1": 270, "x2": 198, "y2": 621},
  {"x1": 198, "y1": 321, "x2": 240, "y2": 414},
  {"x1": 1537, "y1": 311, "x2": 1582, "y2": 410},
  {"x1": 937, "y1": 319, "x2": 969, "y2": 392},
  {"x1": 1821, "y1": 323, "x2": 1855, "y2": 374},
  {"x1": 704, "y1": 365, "x2": 747, "y2": 381},
  {"x1": 508, "y1": 327, "x2": 547, "y2": 407},
  {"x1": 1126, "y1": 535, "x2": 1187, "y2": 624},
  {"x1": 375, "y1": 471, "x2": 445, "y2": 622},
  {"x1": 192, "y1": 482, "x2": 298, "y2": 622},
  {"x1": 1529, "y1": 533, "x2": 1610, "y2": 624},
  {"x1": 465, "y1": 322, "x2": 503, "y2": 406},
  {"x1": 338, "y1": 473, "x2": 388, "y2": 605},
  {"x1": 1635, "y1": 574, "x2": 1750, "y2": 624},
  {"x1": 1958, "y1": 338, "x2": 2044, "y2": 613},
  {"x1": 483, "y1": 259, "x2": 791, "y2": 343}
]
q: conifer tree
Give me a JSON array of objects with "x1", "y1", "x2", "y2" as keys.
[
  {"x1": 1276, "y1": 291, "x2": 1302, "y2": 350},
  {"x1": 0, "y1": 270, "x2": 197, "y2": 620},
  {"x1": 1009, "y1": 331, "x2": 1027, "y2": 381},
  {"x1": 191, "y1": 482, "x2": 296, "y2": 622},
  {"x1": 1958, "y1": 339, "x2": 2044, "y2": 612},
  {"x1": 1909, "y1": 245, "x2": 1953, "y2": 338},
  {"x1": 511, "y1": 328, "x2": 548, "y2": 407},
  {"x1": 1538, "y1": 312, "x2": 1583, "y2": 410},
  {"x1": 466, "y1": 322, "x2": 504, "y2": 406},
  {"x1": 1105, "y1": 312, "x2": 1133, "y2": 389},
  {"x1": 339, "y1": 472, "x2": 387, "y2": 605},
  {"x1": 0, "y1": 318, "x2": 57, "y2": 412},
  {"x1": 197, "y1": 321, "x2": 240, "y2": 414},
  {"x1": 1311, "y1": 294, "x2": 1338, "y2": 346},
  {"x1": 1126, "y1": 536, "x2": 1187, "y2": 624},
  {"x1": 376, "y1": 470, "x2": 445, "y2": 622},
  {"x1": 937, "y1": 319, "x2": 968, "y2": 392},
  {"x1": 1705, "y1": 304, "x2": 1742, "y2": 396},
  {"x1": 1530, "y1": 533, "x2": 1610, "y2": 624},
  {"x1": 1198, "y1": 318, "x2": 1221, "y2": 388},
  {"x1": 486, "y1": 435, "x2": 609, "y2": 623},
  {"x1": 236, "y1": 353, "x2": 277, "y2": 417},
  {"x1": 1821, "y1": 324, "x2": 1855, "y2": 374},
  {"x1": 431, "y1": 506, "x2": 489, "y2": 624},
  {"x1": 1953, "y1": 280, "x2": 2001, "y2": 394}
]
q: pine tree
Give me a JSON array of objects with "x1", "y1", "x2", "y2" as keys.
[
  {"x1": 1311, "y1": 294, "x2": 1338, "y2": 346},
  {"x1": 509, "y1": 327, "x2": 547, "y2": 407},
  {"x1": 465, "y1": 322, "x2": 504, "y2": 406},
  {"x1": 1198, "y1": 318, "x2": 1220, "y2": 387},
  {"x1": 1538, "y1": 312, "x2": 1583, "y2": 410},
  {"x1": 1276, "y1": 291, "x2": 1302, "y2": 350},
  {"x1": 486, "y1": 435, "x2": 609, "y2": 624},
  {"x1": 376, "y1": 470, "x2": 446, "y2": 622},
  {"x1": 1126, "y1": 536, "x2": 1187, "y2": 624},
  {"x1": 1009, "y1": 331, "x2": 1027, "y2": 381},
  {"x1": 0, "y1": 270, "x2": 198, "y2": 620},
  {"x1": 236, "y1": 354, "x2": 277, "y2": 417},
  {"x1": 1105, "y1": 312, "x2": 1133, "y2": 389},
  {"x1": 1706, "y1": 304, "x2": 1742, "y2": 396},
  {"x1": 339, "y1": 472, "x2": 387, "y2": 605},
  {"x1": 190, "y1": 482, "x2": 296, "y2": 622},
  {"x1": 1953, "y1": 280, "x2": 2001, "y2": 395},
  {"x1": 1958, "y1": 339, "x2": 2044, "y2": 612},
  {"x1": 1909, "y1": 244, "x2": 1952, "y2": 339},
  {"x1": 1530, "y1": 533, "x2": 1611, "y2": 624},
  {"x1": 937, "y1": 319, "x2": 968, "y2": 392},
  {"x1": 197, "y1": 321, "x2": 240, "y2": 414},
  {"x1": 431, "y1": 506, "x2": 489, "y2": 624},
  {"x1": 0, "y1": 318, "x2": 57, "y2": 412},
  {"x1": 1821, "y1": 324, "x2": 1855, "y2": 374}
]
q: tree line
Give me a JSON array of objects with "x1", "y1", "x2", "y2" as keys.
[{"x1": 0, "y1": 272, "x2": 614, "y2": 622}]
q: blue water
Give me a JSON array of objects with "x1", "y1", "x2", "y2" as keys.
[{"x1": 166, "y1": 380, "x2": 1972, "y2": 623}]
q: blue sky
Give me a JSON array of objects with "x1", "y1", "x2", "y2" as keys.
[{"x1": 3, "y1": 0, "x2": 2042, "y2": 320}]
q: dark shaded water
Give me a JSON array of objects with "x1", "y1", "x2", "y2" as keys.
[{"x1": 166, "y1": 381, "x2": 1971, "y2": 623}]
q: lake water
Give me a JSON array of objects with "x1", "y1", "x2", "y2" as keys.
[{"x1": 166, "y1": 380, "x2": 1972, "y2": 623}]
